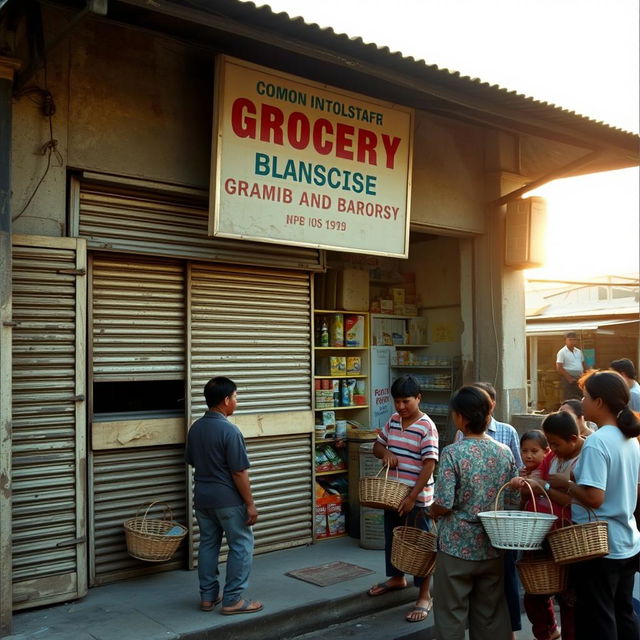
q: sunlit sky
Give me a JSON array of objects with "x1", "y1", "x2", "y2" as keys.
[{"x1": 255, "y1": 0, "x2": 640, "y2": 279}]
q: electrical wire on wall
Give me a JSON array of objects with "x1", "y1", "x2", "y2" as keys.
[{"x1": 12, "y1": 46, "x2": 62, "y2": 223}]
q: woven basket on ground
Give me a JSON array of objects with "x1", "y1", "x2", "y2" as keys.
[
  {"x1": 478, "y1": 481, "x2": 557, "y2": 551},
  {"x1": 124, "y1": 501, "x2": 187, "y2": 562},
  {"x1": 517, "y1": 552, "x2": 568, "y2": 595},
  {"x1": 547, "y1": 503, "x2": 609, "y2": 565},
  {"x1": 359, "y1": 465, "x2": 410, "y2": 510},
  {"x1": 391, "y1": 516, "x2": 437, "y2": 578}
]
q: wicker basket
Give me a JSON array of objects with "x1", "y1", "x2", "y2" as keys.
[
  {"x1": 391, "y1": 516, "x2": 437, "y2": 578},
  {"x1": 478, "y1": 481, "x2": 557, "y2": 551},
  {"x1": 547, "y1": 503, "x2": 609, "y2": 565},
  {"x1": 124, "y1": 501, "x2": 187, "y2": 562},
  {"x1": 359, "y1": 465, "x2": 410, "y2": 510},
  {"x1": 517, "y1": 552, "x2": 568, "y2": 595}
]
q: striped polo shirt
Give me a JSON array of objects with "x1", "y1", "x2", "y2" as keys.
[{"x1": 376, "y1": 412, "x2": 439, "y2": 506}]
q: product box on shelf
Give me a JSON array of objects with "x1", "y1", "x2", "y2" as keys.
[
  {"x1": 315, "y1": 501, "x2": 329, "y2": 538},
  {"x1": 330, "y1": 356, "x2": 347, "y2": 376},
  {"x1": 346, "y1": 356, "x2": 362, "y2": 375},
  {"x1": 330, "y1": 314, "x2": 344, "y2": 347},
  {"x1": 345, "y1": 315, "x2": 365, "y2": 346}
]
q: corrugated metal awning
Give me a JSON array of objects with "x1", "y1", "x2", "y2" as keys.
[{"x1": 526, "y1": 318, "x2": 640, "y2": 336}]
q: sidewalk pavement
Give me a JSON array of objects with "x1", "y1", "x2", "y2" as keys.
[{"x1": 5, "y1": 537, "x2": 419, "y2": 640}]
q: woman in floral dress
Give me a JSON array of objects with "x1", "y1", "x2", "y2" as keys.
[{"x1": 430, "y1": 385, "x2": 517, "y2": 640}]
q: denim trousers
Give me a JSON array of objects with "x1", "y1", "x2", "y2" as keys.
[{"x1": 195, "y1": 504, "x2": 254, "y2": 606}]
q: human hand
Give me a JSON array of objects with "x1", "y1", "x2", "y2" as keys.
[
  {"x1": 245, "y1": 503, "x2": 258, "y2": 526},
  {"x1": 398, "y1": 495, "x2": 416, "y2": 516},
  {"x1": 383, "y1": 452, "x2": 399, "y2": 468},
  {"x1": 548, "y1": 474, "x2": 570, "y2": 491},
  {"x1": 509, "y1": 476, "x2": 526, "y2": 490}
]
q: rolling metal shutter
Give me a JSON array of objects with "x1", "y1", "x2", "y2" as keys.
[
  {"x1": 74, "y1": 175, "x2": 323, "y2": 271},
  {"x1": 90, "y1": 447, "x2": 187, "y2": 585},
  {"x1": 189, "y1": 263, "x2": 312, "y2": 414},
  {"x1": 189, "y1": 435, "x2": 313, "y2": 564},
  {"x1": 11, "y1": 235, "x2": 87, "y2": 610},
  {"x1": 91, "y1": 256, "x2": 185, "y2": 380},
  {"x1": 89, "y1": 255, "x2": 188, "y2": 583},
  {"x1": 188, "y1": 263, "x2": 313, "y2": 563}
]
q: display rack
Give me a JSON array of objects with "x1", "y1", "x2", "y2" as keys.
[{"x1": 312, "y1": 310, "x2": 370, "y2": 541}]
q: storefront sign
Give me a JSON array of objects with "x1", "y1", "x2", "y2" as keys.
[{"x1": 210, "y1": 56, "x2": 414, "y2": 257}]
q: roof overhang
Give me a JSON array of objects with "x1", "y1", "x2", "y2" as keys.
[
  {"x1": 527, "y1": 318, "x2": 640, "y2": 337},
  {"x1": 7, "y1": 0, "x2": 640, "y2": 178}
]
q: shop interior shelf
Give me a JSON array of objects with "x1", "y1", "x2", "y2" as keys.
[
  {"x1": 316, "y1": 533, "x2": 348, "y2": 541},
  {"x1": 315, "y1": 469, "x2": 347, "y2": 476},
  {"x1": 315, "y1": 346, "x2": 368, "y2": 350},
  {"x1": 391, "y1": 364, "x2": 452, "y2": 369},
  {"x1": 420, "y1": 386, "x2": 451, "y2": 392},
  {"x1": 315, "y1": 405, "x2": 369, "y2": 411},
  {"x1": 314, "y1": 374, "x2": 367, "y2": 379}
]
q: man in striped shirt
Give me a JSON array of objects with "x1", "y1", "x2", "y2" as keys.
[{"x1": 367, "y1": 375, "x2": 439, "y2": 623}]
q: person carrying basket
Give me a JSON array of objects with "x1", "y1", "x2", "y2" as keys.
[
  {"x1": 551, "y1": 370, "x2": 640, "y2": 640},
  {"x1": 430, "y1": 385, "x2": 518, "y2": 640},
  {"x1": 366, "y1": 375, "x2": 439, "y2": 624}
]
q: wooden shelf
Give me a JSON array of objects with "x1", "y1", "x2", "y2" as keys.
[
  {"x1": 315, "y1": 405, "x2": 369, "y2": 411},
  {"x1": 391, "y1": 364, "x2": 452, "y2": 369},
  {"x1": 420, "y1": 386, "x2": 451, "y2": 392},
  {"x1": 315, "y1": 346, "x2": 367, "y2": 350},
  {"x1": 370, "y1": 313, "x2": 418, "y2": 320},
  {"x1": 314, "y1": 375, "x2": 367, "y2": 379},
  {"x1": 315, "y1": 469, "x2": 347, "y2": 476},
  {"x1": 373, "y1": 344, "x2": 430, "y2": 348},
  {"x1": 314, "y1": 309, "x2": 368, "y2": 314}
]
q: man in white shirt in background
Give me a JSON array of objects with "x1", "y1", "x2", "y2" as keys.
[{"x1": 556, "y1": 331, "x2": 586, "y2": 400}]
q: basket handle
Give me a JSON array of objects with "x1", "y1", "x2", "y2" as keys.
[
  {"x1": 135, "y1": 501, "x2": 174, "y2": 524},
  {"x1": 403, "y1": 508, "x2": 438, "y2": 534},
  {"x1": 558, "y1": 500, "x2": 600, "y2": 526},
  {"x1": 375, "y1": 463, "x2": 399, "y2": 480},
  {"x1": 494, "y1": 480, "x2": 551, "y2": 514}
]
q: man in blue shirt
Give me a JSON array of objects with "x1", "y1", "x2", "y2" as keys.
[
  {"x1": 611, "y1": 359, "x2": 640, "y2": 412},
  {"x1": 185, "y1": 377, "x2": 263, "y2": 615}
]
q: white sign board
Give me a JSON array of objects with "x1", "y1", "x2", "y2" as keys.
[
  {"x1": 210, "y1": 56, "x2": 414, "y2": 258},
  {"x1": 370, "y1": 346, "x2": 394, "y2": 428}
]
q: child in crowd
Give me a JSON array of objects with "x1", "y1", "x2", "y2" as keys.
[
  {"x1": 519, "y1": 429, "x2": 550, "y2": 482},
  {"x1": 559, "y1": 398, "x2": 594, "y2": 437},
  {"x1": 512, "y1": 412, "x2": 583, "y2": 640},
  {"x1": 366, "y1": 375, "x2": 439, "y2": 624}
]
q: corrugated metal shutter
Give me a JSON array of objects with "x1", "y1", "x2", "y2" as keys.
[
  {"x1": 11, "y1": 235, "x2": 87, "y2": 610},
  {"x1": 91, "y1": 256, "x2": 185, "y2": 381},
  {"x1": 189, "y1": 263, "x2": 312, "y2": 414},
  {"x1": 189, "y1": 435, "x2": 313, "y2": 565},
  {"x1": 188, "y1": 263, "x2": 313, "y2": 564},
  {"x1": 90, "y1": 447, "x2": 187, "y2": 585},
  {"x1": 75, "y1": 176, "x2": 323, "y2": 271}
]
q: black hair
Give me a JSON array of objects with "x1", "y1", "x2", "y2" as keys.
[
  {"x1": 542, "y1": 411, "x2": 580, "y2": 440},
  {"x1": 391, "y1": 375, "x2": 421, "y2": 399},
  {"x1": 560, "y1": 398, "x2": 584, "y2": 419},
  {"x1": 584, "y1": 370, "x2": 640, "y2": 439},
  {"x1": 450, "y1": 385, "x2": 492, "y2": 434},
  {"x1": 471, "y1": 381, "x2": 496, "y2": 402},
  {"x1": 204, "y1": 376, "x2": 237, "y2": 408},
  {"x1": 520, "y1": 429, "x2": 549, "y2": 449},
  {"x1": 610, "y1": 358, "x2": 637, "y2": 380}
]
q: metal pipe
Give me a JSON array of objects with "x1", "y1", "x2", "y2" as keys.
[{"x1": 0, "y1": 53, "x2": 20, "y2": 640}]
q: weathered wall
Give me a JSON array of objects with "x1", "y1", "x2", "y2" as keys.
[
  {"x1": 11, "y1": 7, "x2": 487, "y2": 239},
  {"x1": 410, "y1": 111, "x2": 486, "y2": 235}
]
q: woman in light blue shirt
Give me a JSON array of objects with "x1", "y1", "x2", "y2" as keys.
[{"x1": 551, "y1": 371, "x2": 640, "y2": 640}]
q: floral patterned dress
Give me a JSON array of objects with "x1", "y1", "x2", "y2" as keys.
[{"x1": 433, "y1": 437, "x2": 517, "y2": 560}]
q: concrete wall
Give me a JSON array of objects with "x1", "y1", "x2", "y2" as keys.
[{"x1": 11, "y1": 8, "x2": 487, "y2": 239}]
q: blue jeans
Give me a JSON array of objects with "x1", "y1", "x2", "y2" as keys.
[
  {"x1": 383, "y1": 505, "x2": 430, "y2": 587},
  {"x1": 195, "y1": 504, "x2": 254, "y2": 606}
]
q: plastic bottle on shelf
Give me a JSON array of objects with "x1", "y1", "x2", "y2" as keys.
[{"x1": 320, "y1": 318, "x2": 329, "y2": 347}]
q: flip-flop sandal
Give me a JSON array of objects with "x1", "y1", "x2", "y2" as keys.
[
  {"x1": 406, "y1": 601, "x2": 433, "y2": 623},
  {"x1": 367, "y1": 581, "x2": 408, "y2": 597},
  {"x1": 200, "y1": 596, "x2": 222, "y2": 611},
  {"x1": 221, "y1": 599, "x2": 264, "y2": 615}
]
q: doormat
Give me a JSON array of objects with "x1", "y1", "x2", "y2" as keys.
[{"x1": 286, "y1": 561, "x2": 375, "y2": 587}]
